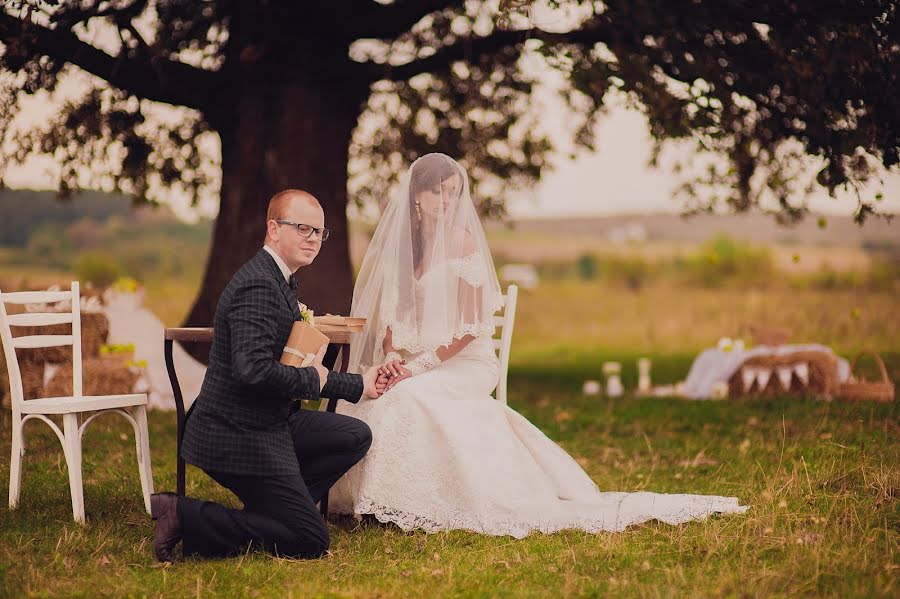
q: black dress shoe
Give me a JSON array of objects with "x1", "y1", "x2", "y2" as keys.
[{"x1": 150, "y1": 492, "x2": 182, "y2": 562}]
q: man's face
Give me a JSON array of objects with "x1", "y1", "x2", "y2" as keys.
[{"x1": 269, "y1": 196, "x2": 325, "y2": 271}]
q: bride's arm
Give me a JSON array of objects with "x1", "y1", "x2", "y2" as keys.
[
  {"x1": 401, "y1": 334, "x2": 476, "y2": 377},
  {"x1": 400, "y1": 279, "x2": 484, "y2": 377},
  {"x1": 382, "y1": 326, "x2": 402, "y2": 362}
]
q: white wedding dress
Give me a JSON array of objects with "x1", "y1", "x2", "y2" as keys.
[
  {"x1": 331, "y1": 154, "x2": 748, "y2": 536},
  {"x1": 330, "y1": 308, "x2": 748, "y2": 538}
]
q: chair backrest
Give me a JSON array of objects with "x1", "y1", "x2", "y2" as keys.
[
  {"x1": 492, "y1": 284, "x2": 518, "y2": 405},
  {"x1": 0, "y1": 282, "x2": 83, "y2": 408}
]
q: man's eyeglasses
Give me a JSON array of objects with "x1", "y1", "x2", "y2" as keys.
[{"x1": 276, "y1": 220, "x2": 331, "y2": 241}]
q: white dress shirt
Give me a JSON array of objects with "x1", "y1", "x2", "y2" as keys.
[{"x1": 263, "y1": 244, "x2": 293, "y2": 283}]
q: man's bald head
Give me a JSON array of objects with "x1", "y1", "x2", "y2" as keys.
[
  {"x1": 264, "y1": 189, "x2": 326, "y2": 271},
  {"x1": 267, "y1": 189, "x2": 321, "y2": 223}
]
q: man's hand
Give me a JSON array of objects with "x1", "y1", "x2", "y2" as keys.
[
  {"x1": 375, "y1": 371, "x2": 390, "y2": 394},
  {"x1": 311, "y1": 344, "x2": 329, "y2": 391},
  {"x1": 362, "y1": 366, "x2": 382, "y2": 399}
]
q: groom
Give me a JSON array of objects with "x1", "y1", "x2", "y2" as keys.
[{"x1": 150, "y1": 189, "x2": 383, "y2": 561}]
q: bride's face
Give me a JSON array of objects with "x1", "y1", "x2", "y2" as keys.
[{"x1": 416, "y1": 173, "x2": 461, "y2": 221}]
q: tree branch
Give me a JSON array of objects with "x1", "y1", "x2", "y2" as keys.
[
  {"x1": 0, "y1": 10, "x2": 220, "y2": 112},
  {"x1": 368, "y1": 21, "x2": 614, "y2": 82},
  {"x1": 351, "y1": 0, "x2": 465, "y2": 40}
]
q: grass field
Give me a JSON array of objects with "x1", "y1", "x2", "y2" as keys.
[
  {"x1": 0, "y1": 354, "x2": 896, "y2": 598},
  {"x1": 0, "y1": 231, "x2": 897, "y2": 597}
]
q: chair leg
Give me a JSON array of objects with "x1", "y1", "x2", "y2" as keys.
[
  {"x1": 133, "y1": 405, "x2": 154, "y2": 514},
  {"x1": 8, "y1": 413, "x2": 23, "y2": 509},
  {"x1": 62, "y1": 413, "x2": 85, "y2": 523}
]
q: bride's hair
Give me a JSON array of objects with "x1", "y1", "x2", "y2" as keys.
[{"x1": 408, "y1": 154, "x2": 459, "y2": 270}]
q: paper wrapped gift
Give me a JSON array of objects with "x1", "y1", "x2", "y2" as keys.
[{"x1": 280, "y1": 321, "x2": 330, "y2": 367}]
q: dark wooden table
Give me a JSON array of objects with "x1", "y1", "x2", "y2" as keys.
[{"x1": 163, "y1": 326, "x2": 354, "y2": 516}]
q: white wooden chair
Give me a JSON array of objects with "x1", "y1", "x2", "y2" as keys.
[
  {"x1": 0, "y1": 282, "x2": 153, "y2": 523},
  {"x1": 492, "y1": 285, "x2": 518, "y2": 405}
]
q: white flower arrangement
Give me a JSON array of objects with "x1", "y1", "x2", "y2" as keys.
[
  {"x1": 717, "y1": 337, "x2": 746, "y2": 352},
  {"x1": 298, "y1": 302, "x2": 315, "y2": 325}
]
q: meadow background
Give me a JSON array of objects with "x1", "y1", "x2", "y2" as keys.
[{"x1": 0, "y1": 189, "x2": 897, "y2": 597}]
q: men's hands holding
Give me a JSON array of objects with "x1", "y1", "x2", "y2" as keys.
[{"x1": 311, "y1": 344, "x2": 329, "y2": 391}]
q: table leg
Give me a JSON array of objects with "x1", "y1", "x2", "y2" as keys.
[
  {"x1": 164, "y1": 339, "x2": 186, "y2": 496},
  {"x1": 320, "y1": 343, "x2": 350, "y2": 518}
]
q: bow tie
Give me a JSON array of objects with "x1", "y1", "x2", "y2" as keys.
[{"x1": 288, "y1": 276, "x2": 298, "y2": 291}]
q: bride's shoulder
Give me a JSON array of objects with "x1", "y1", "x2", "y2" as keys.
[
  {"x1": 450, "y1": 231, "x2": 479, "y2": 260},
  {"x1": 449, "y1": 234, "x2": 488, "y2": 285}
]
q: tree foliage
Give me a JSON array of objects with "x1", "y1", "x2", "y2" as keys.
[{"x1": 1, "y1": 0, "x2": 896, "y2": 228}]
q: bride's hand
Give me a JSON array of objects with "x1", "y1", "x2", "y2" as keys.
[
  {"x1": 383, "y1": 365, "x2": 412, "y2": 390},
  {"x1": 378, "y1": 358, "x2": 406, "y2": 378}
]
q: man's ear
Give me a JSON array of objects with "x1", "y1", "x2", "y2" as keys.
[{"x1": 266, "y1": 219, "x2": 279, "y2": 242}]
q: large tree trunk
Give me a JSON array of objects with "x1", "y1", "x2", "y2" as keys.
[{"x1": 183, "y1": 59, "x2": 365, "y2": 360}]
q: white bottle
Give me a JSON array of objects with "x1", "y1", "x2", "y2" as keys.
[
  {"x1": 602, "y1": 361, "x2": 624, "y2": 397},
  {"x1": 637, "y1": 358, "x2": 652, "y2": 394}
]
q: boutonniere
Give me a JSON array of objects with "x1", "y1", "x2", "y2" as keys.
[{"x1": 298, "y1": 302, "x2": 315, "y2": 325}]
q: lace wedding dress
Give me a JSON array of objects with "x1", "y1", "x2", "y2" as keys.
[
  {"x1": 330, "y1": 282, "x2": 748, "y2": 537},
  {"x1": 331, "y1": 153, "x2": 748, "y2": 536}
]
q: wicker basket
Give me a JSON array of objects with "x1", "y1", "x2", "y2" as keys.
[{"x1": 836, "y1": 351, "x2": 895, "y2": 402}]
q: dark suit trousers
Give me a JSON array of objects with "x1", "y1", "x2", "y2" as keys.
[{"x1": 178, "y1": 409, "x2": 372, "y2": 558}]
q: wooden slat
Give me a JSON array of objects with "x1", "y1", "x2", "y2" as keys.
[
  {"x1": 12, "y1": 334, "x2": 73, "y2": 348},
  {"x1": 493, "y1": 315, "x2": 506, "y2": 326},
  {"x1": 492, "y1": 339, "x2": 502, "y2": 350},
  {"x1": 6, "y1": 312, "x2": 73, "y2": 327},
  {"x1": 164, "y1": 326, "x2": 355, "y2": 345},
  {"x1": 2, "y1": 291, "x2": 71, "y2": 305},
  {"x1": 164, "y1": 327, "x2": 214, "y2": 343}
]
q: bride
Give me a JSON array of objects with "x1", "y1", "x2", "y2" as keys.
[{"x1": 329, "y1": 153, "x2": 748, "y2": 537}]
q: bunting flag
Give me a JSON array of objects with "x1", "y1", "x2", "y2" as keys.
[
  {"x1": 756, "y1": 368, "x2": 772, "y2": 391},
  {"x1": 795, "y1": 362, "x2": 810, "y2": 386},
  {"x1": 741, "y1": 367, "x2": 757, "y2": 392},
  {"x1": 777, "y1": 366, "x2": 794, "y2": 391}
]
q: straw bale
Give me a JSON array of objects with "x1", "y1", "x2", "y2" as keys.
[
  {"x1": 22, "y1": 359, "x2": 48, "y2": 398},
  {"x1": 9, "y1": 312, "x2": 108, "y2": 364},
  {"x1": 44, "y1": 357, "x2": 139, "y2": 397}
]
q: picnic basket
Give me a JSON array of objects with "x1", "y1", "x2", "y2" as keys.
[{"x1": 836, "y1": 351, "x2": 894, "y2": 402}]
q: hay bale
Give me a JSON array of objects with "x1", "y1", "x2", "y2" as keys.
[
  {"x1": 3, "y1": 310, "x2": 107, "y2": 401},
  {"x1": 81, "y1": 312, "x2": 110, "y2": 358},
  {"x1": 0, "y1": 349, "x2": 54, "y2": 403},
  {"x1": 44, "y1": 357, "x2": 140, "y2": 397},
  {"x1": 728, "y1": 351, "x2": 839, "y2": 398},
  {"x1": 10, "y1": 312, "x2": 109, "y2": 363},
  {"x1": 19, "y1": 358, "x2": 47, "y2": 400}
]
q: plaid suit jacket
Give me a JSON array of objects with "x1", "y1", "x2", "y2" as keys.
[{"x1": 180, "y1": 249, "x2": 364, "y2": 476}]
